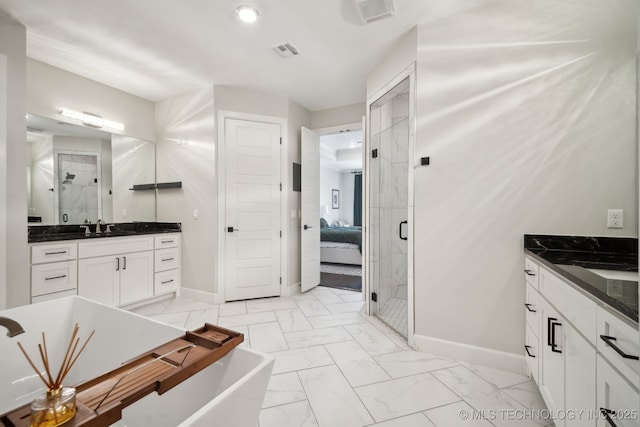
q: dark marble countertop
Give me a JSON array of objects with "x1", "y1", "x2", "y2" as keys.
[
  {"x1": 28, "y1": 222, "x2": 181, "y2": 243},
  {"x1": 524, "y1": 235, "x2": 638, "y2": 324}
]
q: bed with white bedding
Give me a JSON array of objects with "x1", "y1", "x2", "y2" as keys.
[{"x1": 320, "y1": 225, "x2": 362, "y2": 266}]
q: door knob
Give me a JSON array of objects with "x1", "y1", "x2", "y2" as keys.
[
  {"x1": 303, "y1": 225, "x2": 313, "y2": 230},
  {"x1": 227, "y1": 227, "x2": 239, "y2": 232}
]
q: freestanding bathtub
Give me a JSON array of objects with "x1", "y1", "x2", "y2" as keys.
[{"x1": 0, "y1": 296, "x2": 274, "y2": 427}]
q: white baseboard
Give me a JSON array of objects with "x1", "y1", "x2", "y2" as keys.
[
  {"x1": 413, "y1": 334, "x2": 528, "y2": 375},
  {"x1": 181, "y1": 287, "x2": 224, "y2": 305},
  {"x1": 282, "y1": 282, "x2": 301, "y2": 297}
]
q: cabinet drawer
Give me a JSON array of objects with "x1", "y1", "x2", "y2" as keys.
[
  {"x1": 596, "y1": 354, "x2": 639, "y2": 427},
  {"x1": 597, "y1": 306, "x2": 639, "y2": 387},
  {"x1": 79, "y1": 236, "x2": 154, "y2": 259},
  {"x1": 31, "y1": 260, "x2": 77, "y2": 297},
  {"x1": 540, "y1": 266, "x2": 597, "y2": 346},
  {"x1": 525, "y1": 283, "x2": 540, "y2": 335},
  {"x1": 155, "y1": 248, "x2": 180, "y2": 272},
  {"x1": 524, "y1": 256, "x2": 539, "y2": 289},
  {"x1": 155, "y1": 233, "x2": 180, "y2": 249},
  {"x1": 155, "y1": 269, "x2": 180, "y2": 295},
  {"x1": 525, "y1": 323, "x2": 539, "y2": 384},
  {"x1": 31, "y1": 242, "x2": 77, "y2": 264},
  {"x1": 32, "y1": 289, "x2": 77, "y2": 304}
]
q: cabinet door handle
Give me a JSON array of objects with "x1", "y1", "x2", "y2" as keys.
[
  {"x1": 547, "y1": 317, "x2": 562, "y2": 353},
  {"x1": 161, "y1": 279, "x2": 174, "y2": 284},
  {"x1": 162, "y1": 257, "x2": 175, "y2": 262},
  {"x1": 524, "y1": 269, "x2": 536, "y2": 276},
  {"x1": 44, "y1": 274, "x2": 67, "y2": 281},
  {"x1": 599, "y1": 408, "x2": 618, "y2": 427},
  {"x1": 524, "y1": 303, "x2": 536, "y2": 313},
  {"x1": 44, "y1": 250, "x2": 67, "y2": 255},
  {"x1": 600, "y1": 335, "x2": 639, "y2": 360},
  {"x1": 116, "y1": 257, "x2": 120, "y2": 271},
  {"x1": 123, "y1": 256, "x2": 127, "y2": 270},
  {"x1": 161, "y1": 239, "x2": 173, "y2": 243},
  {"x1": 524, "y1": 345, "x2": 535, "y2": 358}
]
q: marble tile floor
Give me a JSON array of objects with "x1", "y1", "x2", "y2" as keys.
[
  {"x1": 378, "y1": 297, "x2": 408, "y2": 338},
  {"x1": 130, "y1": 289, "x2": 552, "y2": 427}
]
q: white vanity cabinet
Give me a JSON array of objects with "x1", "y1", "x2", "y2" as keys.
[
  {"x1": 30, "y1": 242, "x2": 78, "y2": 303},
  {"x1": 30, "y1": 232, "x2": 182, "y2": 308},
  {"x1": 78, "y1": 236, "x2": 154, "y2": 306},
  {"x1": 524, "y1": 255, "x2": 638, "y2": 427},
  {"x1": 524, "y1": 282, "x2": 541, "y2": 383},
  {"x1": 153, "y1": 233, "x2": 181, "y2": 296}
]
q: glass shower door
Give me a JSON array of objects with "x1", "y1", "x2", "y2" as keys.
[
  {"x1": 369, "y1": 78, "x2": 410, "y2": 338},
  {"x1": 57, "y1": 153, "x2": 100, "y2": 224}
]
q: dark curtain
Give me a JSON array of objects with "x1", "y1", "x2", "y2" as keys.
[{"x1": 353, "y1": 173, "x2": 362, "y2": 226}]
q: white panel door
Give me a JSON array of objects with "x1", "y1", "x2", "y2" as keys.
[
  {"x1": 78, "y1": 255, "x2": 120, "y2": 306},
  {"x1": 119, "y1": 250, "x2": 154, "y2": 305},
  {"x1": 225, "y1": 119, "x2": 281, "y2": 301},
  {"x1": 301, "y1": 127, "x2": 320, "y2": 292}
]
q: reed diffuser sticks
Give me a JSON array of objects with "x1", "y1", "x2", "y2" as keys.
[{"x1": 17, "y1": 323, "x2": 95, "y2": 391}]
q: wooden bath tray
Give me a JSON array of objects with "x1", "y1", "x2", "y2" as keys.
[{"x1": 0, "y1": 323, "x2": 243, "y2": 427}]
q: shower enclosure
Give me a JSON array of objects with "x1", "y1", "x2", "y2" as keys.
[
  {"x1": 366, "y1": 69, "x2": 415, "y2": 340},
  {"x1": 56, "y1": 152, "x2": 102, "y2": 224}
]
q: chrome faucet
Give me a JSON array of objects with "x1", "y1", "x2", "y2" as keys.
[
  {"x1": 95, "y1": 219, "x2": 104, "y2": 234},
  {"x1": 0, "y1": 316, "x2": 25, "y2": 337}
]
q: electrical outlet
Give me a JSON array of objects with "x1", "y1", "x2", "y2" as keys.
[
  {"x1": 607, "y1": 209, "x2": 623, "y2": 229},
  {"x1": 193, "y1": 209, "x2": 199, "y2": 220}
]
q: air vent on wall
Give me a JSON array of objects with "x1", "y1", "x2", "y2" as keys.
[
  {"x1": 354, "y1": 0, "x2": 396, "y2": 24},
  {"x1": 270, "y1": 41, "x2": 301, "y2": 60}
]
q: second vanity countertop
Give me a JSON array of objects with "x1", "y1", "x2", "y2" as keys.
[
  {"x1": 28, "y1": 222, "x2": 182, "y2": 243},
  {"x1": 524, "y1": 234, "x2": 638, "y2": 324}
]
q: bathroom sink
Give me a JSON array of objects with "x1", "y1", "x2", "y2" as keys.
[
  {"x1": 586, "y1": 268, "x2": 639, "y2": 282},
  {"x1": 0, "y1": 297, "x2": 273, "y2": 426}
]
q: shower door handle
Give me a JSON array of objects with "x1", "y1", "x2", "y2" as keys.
[{"x1": 399, "y1": 221, "x2": 408, "y2": 241}]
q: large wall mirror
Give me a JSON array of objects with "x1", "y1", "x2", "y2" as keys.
[{"x1": 26, "y1": 115, "x2": 156, "y2": 225}]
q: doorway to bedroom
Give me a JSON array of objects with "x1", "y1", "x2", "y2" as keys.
[{"x1": 318, "y1": 130, "x2": 363, "y2": 292}]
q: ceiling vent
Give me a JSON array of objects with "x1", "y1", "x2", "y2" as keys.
[
  {"x1": 270, "y1": 41, "x2": 301, "y2": 60},
  {"x1": 27, "y1": 127, "x2": 44, "y2": 133},
  {"x1": 354, "y1": 0, "x2": 396, "y2": 24}
]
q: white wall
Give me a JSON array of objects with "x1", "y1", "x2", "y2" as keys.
[
  {"x1": 340, "y1": 172, "x2": 356, "y2": 225},
  {"x1": 28, "y1": 135, "x2": 54, "y2": 223},
  {"x1": 320, "y1": 165, "x2": 341, "y2": 224},
  {"x1": 310, "y1": 102, "x2": 365, "y2": 130},
  {"x1": 156, "y1": 87, "x2": 216, "y2": 294},
  {"x1": 214, "y1": 86, "x2": 289, "y2": 118},
  {"x1": 0, "y1": 52, "x2": 6, "y2": 309},
  {"x1": 411, "y1": 0, "x2": 637, "y2": 360},
  {"x1": 367, "y1": 28, "x2": 417, "y2": 97},
  {"x1": 27, "y1": 59, "x2": 156, "y2": 142},
  {"x1": 111, "y1": 135, "x2": 156, "y2": 222},
  {"x1": 0, "y1": 15, "x2": 27, "y2": 308}
]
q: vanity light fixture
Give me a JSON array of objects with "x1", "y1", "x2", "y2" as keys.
[
  {"x1": 59, "y1": 108, "x2": 125, "y2": 131},
  {"x1": 236, "y1": 5, "x2": 260, "y2": 23}
]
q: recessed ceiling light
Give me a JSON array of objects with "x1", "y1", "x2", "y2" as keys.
[{"x1": 236, "y1": 5, "x2": 259, "y2": 23}]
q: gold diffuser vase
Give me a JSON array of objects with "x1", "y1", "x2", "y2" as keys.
[
  {"x1": 29, "y1": 387, "x2": 77, "y2": 427},
  {"x1": 17, "y1": 324, "x2": 94, "y2": 427}
]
